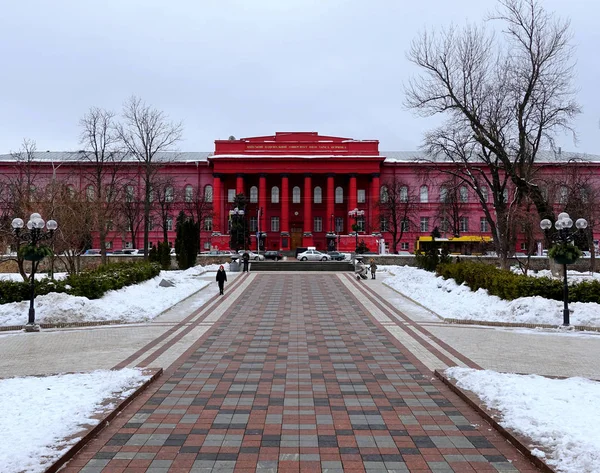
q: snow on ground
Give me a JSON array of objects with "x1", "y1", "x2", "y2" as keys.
[
  {"x1": 0, "y1": 265, "x2": 219, "y2": 326},
  {"x1": 0, "y1": 368, "x2": 150, "y2": 473},
  {"x1": 446, "y1": 367, "x2": 600, "y2": 473},
  {"x1": 382, "y1": 265, "x2": 600, "y2": 327}
]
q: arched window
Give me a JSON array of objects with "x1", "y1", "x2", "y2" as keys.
[
  {"x1": 185, "y1": 185, "x2": 193, "y2": 202},
  {"x1": 271, "y1": 186, "x2": 280, "y2": 204},
  {"x1": 335, "y1": 186, "x2": 343, "y2": 204},
  {"x1": 165, "y1": 186, "x2": 174, "y2": 202},
  {"x1": 559, "y1": 186, "x2": 569, "y2": 204},
  {"x1": 125, "y1": 185, "x2": 134, "y2": 202},
  {"x1": 314, "y1": 186, "x2": 322, "y2": 204},
  {"x1": 86, "y1": 185, "x2": 95, "y2": 201},
  {"x1": 380, "y1": 185, "x2": 388, "y2": 203},
  {"x1": 420, "y1": 185, "x2": 428, "y2": 203},
  {"x1": 293, "y1": 186, "x2": 301, "y2": 204},
  {"x1": 67, "y1": 185, "x2": 75, "y2": 198},
  {"x1": 480, "y1": 185, "x2": 488, "y2": 202},
  {"x1": 459, "y1": 186, "x2": 468, "y2": 203},
  {"x1": 400, "y1": 185, "x2": 408, "y2": 203},
  {"x1": 204, "y1": 185, "x2": 213, "y2": 203},
  {"x1": 250, "y1": 186, "x2": 258, "y2": 203},
  {"x1": 439, "y1": 187, "x2": 448, "y2": 203}
]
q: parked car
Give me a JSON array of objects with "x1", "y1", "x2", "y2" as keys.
[
  {"x1": 294, "y1": 247, "x2": 308, "y2": 259},
  {"x1": 264, "y1": 250, "x2": 284, "y2": 261},
  {"x1": 83, "y1": 249, "x2": 101, "y2": 256},
  {"x1": 111, "y1": 250, "x2": 125, "y2": 255},
  {"x1": 122, "y1": 249, "x2": 143, "y2": 255},
  {"x1": 327, "y1": 251, "x2": 346, "y2": 261},
  {"x1": 297, "y1": 249, "x2": 331, "y2": 261},
  {"x1": 237, "y1": 250, "x2": 265, "y2": 261}
]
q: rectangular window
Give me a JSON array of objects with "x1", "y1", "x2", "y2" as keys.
[
  {"x1": 480, "y1": 217, "x2": 488, "y2": 232},
  {"x1": 123, "y1": 241, "x2": 133, "y2": 249},
  {"x1": 250, "y1": 217, "x2": 258, "y2": 232},
  {"x1": 420, "y1": 217, "x2": 429, "y2": 233},
  {"x1": 314, "y1": 217, "x2": 322, "y2": 233},
  {"x1": 204, "y1": 218, "x2": 213, "y2": 232},
  {"x1": 148, "y1": 218, "x2": 154, "y2": 231},
  {"x1": 401, "y1": 242, "x2": 409, "y2": 251},
  {"x1": 357, "y1": 189, "x2": 366, "y2": 204},
  {"x1": 105, "y1": 241, "x2": 112, "y2": 249},
  {"x1": 335, "y1": 217, "x2": 343, "y2": 233},
  {"x1": 228, "y1": 189, "x2": 236, "y2": 203},
  {"x1": 167, "y1": 217, "x2": 173, "y2": 232},
  {"x1": 271, "y1": 217, "x2": 280, "y2": 232},
  {"x1": 125, "y1": 185, "x2": 134, "y2": 202},
  {"x1": 459, "y1": 217, "x2": 469, "y2": 233},
  {"x1": 106, "y1": 220, "x2": 113, "y2": 231},
  {"x1": 380, "y1": 217, "x2": 388, "y2": 232},
  {"x1": 401, "y1": 218, "x2": 410, "y2": 232},
  {"x1": 440, "y1": 217, "x2": 449, "y2": 233},
  {"x1": 356, "y1": 216, "x2": 365, "y2": 232}
]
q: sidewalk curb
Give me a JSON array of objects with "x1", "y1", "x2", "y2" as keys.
[
  {"x1": 433, "y1": 369, "x2": 556, "y2": 473},
  {"x1": 44, "y1": 367, "x2": 163, "y2": 473}
]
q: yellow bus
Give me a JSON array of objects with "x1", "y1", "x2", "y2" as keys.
[{"x1": 415, "y1": 235, "x2": 493, "y2": 255}]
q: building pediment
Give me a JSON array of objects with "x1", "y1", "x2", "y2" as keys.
[{"x1": 214, "y1": 131, "x2": 379, "y2": 156}]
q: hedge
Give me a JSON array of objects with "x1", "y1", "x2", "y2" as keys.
[
  {"x1": 0, "y1": 261, "x2": 161, "y2": 304},
  {"x1": 436, "y1": 261, "x2": 600, "y2": 303}
]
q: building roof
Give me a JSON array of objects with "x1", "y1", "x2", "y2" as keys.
[{"x1": 0, "y1": 149, "x2": 598, "y2": 164}]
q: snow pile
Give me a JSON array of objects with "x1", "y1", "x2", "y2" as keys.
[
  {"x1": 383, "y1": 266, "x2": 600, "y2": 327},
  {"x1": 0, "y1": 368, "x2": 150, "y2": 473},
  {"x1": 446, "y1": 367, "x2": 600, "y2": 473},
  {"x1": 0, "y1": 265, "x2": 211, "y2": 326}
]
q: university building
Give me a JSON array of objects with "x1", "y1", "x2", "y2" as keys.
[{"x1": 1, "y1": 131, "x2": 598, "y2": 254}]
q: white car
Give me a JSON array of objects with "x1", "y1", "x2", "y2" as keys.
[
  {"x1": 238, "y1": 250, "x2": 265, "y2": 261},
  {"x1": 297, "y1": 249, "x2": 331, "y2": 261}
]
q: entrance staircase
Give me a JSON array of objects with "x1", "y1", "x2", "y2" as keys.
[{"x1": 249, "y1": 261, "x2": 354, "y2": 272}]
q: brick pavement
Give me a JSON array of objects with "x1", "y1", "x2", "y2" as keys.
[{"x1": 62, "y1": 273, "x2": 542, "y2": 473}]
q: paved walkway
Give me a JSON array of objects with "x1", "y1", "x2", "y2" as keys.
[{"x1": 60, "y1": 272, "x2": 542, "y2": 473}]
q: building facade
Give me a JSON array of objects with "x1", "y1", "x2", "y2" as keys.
[{"x1": 1, "y1": 131, "x2": 598, "y2": 254}]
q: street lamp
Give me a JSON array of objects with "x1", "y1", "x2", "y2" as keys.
[
  {"x1": 228, "y1": 207, "x2": 245, "y2": 251},
  {"x1": 540, "y1": 212, "x2": 588, "y2": 326},
  {"x1": 348, "y1": 208, "x2": 365, "y2": 253},
  {"x1": 11, "y1": 213, "x2": 58, "y2": 332}
]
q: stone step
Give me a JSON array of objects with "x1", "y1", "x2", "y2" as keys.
[{"x1": 248, "y1": 261, "x2": 355, "y2": 272}]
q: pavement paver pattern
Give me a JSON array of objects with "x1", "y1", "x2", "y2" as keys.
[{"x1": 63, "y1": 273, "x2": 541, "y2": 472}]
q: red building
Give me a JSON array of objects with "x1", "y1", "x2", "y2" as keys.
[{"x1": 1, "y1": 131, "x2": 598, "y2": 255}]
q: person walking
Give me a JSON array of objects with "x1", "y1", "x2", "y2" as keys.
[
  {"x1": 216, "y1": 265, "x2": 227, "y2": 295},
  {"x1": 242, "y1": 251, "x2": 250, "y2": 272},
  {"x1": 369, "y1": 259, "x2": 378, "y2": 280}
]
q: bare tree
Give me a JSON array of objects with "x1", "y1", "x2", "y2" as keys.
[
  {"x1": 405, "y1": 0, "x2": 581, "y2": 233},
  {"x1": 379, "y1": 177, "x2": 418, "y2": 253},
  {"x1": 436, "y1": 175, "x2": 469, "y2": 237},
  {"x1": 115, "y1": 96, "x2": 183, "y2": 258},
  {"x1": 116, "y1": 179, "x2": 144, "y2": 250},
  {"x1": 184, "y1": 184, "x2": 213, "y2": 252},
  {"x1": 79, "y1": 107, "x2": 126, "y2": 264},
  {"x1": 152, "y1": 176, "x2": 177, "y2": 244}
]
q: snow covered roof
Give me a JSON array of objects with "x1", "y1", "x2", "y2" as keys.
[
  {"x1": 0, "y1": 151, "x2": 212, "y2": 163},
  {"x1": 381, "y1": 150, "x2": 600, "y2": 164},
  {"x1": 1, "y1": 149, "x2": 598, "y2": 164}
]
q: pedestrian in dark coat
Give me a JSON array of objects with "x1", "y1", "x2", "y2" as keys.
[
  {"x1": 369, "y1": 259, "x2": 377, "y2": 279},
  {"x1": 216, "y1": 265, "x2": 227, "y2": 295},
  {"x1": 242, "y1": 251, "x2": 250, "y2": 272}
]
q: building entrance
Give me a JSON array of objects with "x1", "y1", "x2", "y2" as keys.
[{"x1": 290, "y1": 225, "x2": 303, "y2": 250}]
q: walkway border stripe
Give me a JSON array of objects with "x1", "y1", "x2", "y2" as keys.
[
  {"x1": 343, "y1": 273, "x2": 481, "y2": 369},
  {"x1": 435, "y1": 369, "x2": 556, "y2": 473},
  {"x1": 112, "y1": 273, "x2": 250, "y2": 370},
  {"x1": 44, "y1": 368, "x2": 162, "y2": 473}
]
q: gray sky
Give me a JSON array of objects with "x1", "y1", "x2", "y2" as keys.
[{"x1": 0, "y1": 0, "x2": 598, "y2": 154}]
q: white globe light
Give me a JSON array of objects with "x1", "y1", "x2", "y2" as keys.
[
  {"x1": 540, "y1": 219, "x2": 552, "y2": 230},
  {"x1": 27, "y1": 220, "x2": 34, "y2": 230},
  {"x1": 557, "y1": 212, "x2": 569, "y2": 221},
  {"x1": 46, "y1": 219, "x2": 58, "y2": 230},
  {"x1": 11, "y1": 218, "x2": 24, "y2": 229},
  {"x1": 563, "y1": 217, "x2": 573, "y2": 229},
  {"x1": 555, "y1": 220, "x2": 564, "y2": 230},
  {"x1": 576, "y1": 218, "x2": 588, "y2": 230},
  {"x1": 30, "y1": 212, "x2": 41, "y2": 221},
  {"x1": 34, "y1": 218, "x2": 45, "y2": 229}
]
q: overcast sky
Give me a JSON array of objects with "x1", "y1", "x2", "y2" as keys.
[{"x1": 0, "y1": 0, "x2": 598, "y2": 154}]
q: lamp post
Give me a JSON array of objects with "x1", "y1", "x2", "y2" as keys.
[
  {"x1": 348, "y1": 208, "x2": 365, "y2": 253},
  {"x1": 540, "y1": 212, "x2": 588, "y2": 326},
  {"x1": 229, "y1": 207, "x2": 245, "y2": 251},
  {"x1": 11, "y1": 213, "x2": 58, "y2": 332}
]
